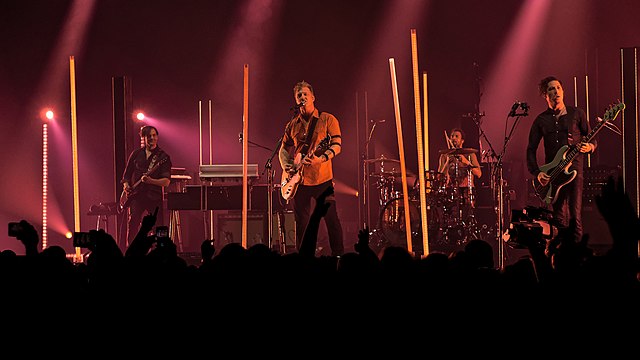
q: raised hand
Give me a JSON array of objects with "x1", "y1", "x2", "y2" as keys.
[
  {"x1": 595, "y1": 175, "x2": 640, "y2": 246},
  {"x1": 311, "y1": 185, "x2": 334, "y2": 218},
  {"x1": 15, "y1": 220, "x2": 40, "y2": 256}
]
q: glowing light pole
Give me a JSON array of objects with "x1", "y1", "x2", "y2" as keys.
[{"x1": 41, "y1": 109, "x2": 54, "y2": 249}]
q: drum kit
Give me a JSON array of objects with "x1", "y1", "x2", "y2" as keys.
[{"x1": 365, "y1": 150, "x2": 486, "y2": 252}]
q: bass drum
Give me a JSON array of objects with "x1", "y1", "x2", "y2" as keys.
[{"x1": 377, "y1": 197, "x2": 441, "y2": 250}]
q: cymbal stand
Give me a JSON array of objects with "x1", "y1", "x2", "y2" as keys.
[
  {"x1": 465, "y1": 160, "x2": 480, "y2": 240},
  {"x1": 363, "y1": 120, "x2": 381, "y2": 229},
  {"x1": 468, "y1": 112, "x2": 506, "y2": 268}
]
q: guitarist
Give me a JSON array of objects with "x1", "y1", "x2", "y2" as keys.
[
  {"x1": 278, "y1": 81, "x2": 344, "y2": 256},
  {"x1": 120, "y1": 125, "x2": 172, "y2": 248},
  {"x1": 526, "y1": 76, "x2": 596, "y2": 243}
]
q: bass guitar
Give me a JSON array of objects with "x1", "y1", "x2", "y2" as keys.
[
  {"x1": 532, "y1": 102, "x2": 625, "y2": 205},
  {"x1": 280, "y1": 134, "x2": 331, "y2": 202},
  {"x1": 118, "y1": 157, "x2": 169, "y2": 214}
]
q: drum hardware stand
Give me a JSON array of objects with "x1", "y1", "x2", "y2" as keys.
[
  {"x1": 469, "y1": 110, "x2": 511, "y2": 270},
  {"x1": 363, "y1": 118, "x2": 387, "y2": 243}
]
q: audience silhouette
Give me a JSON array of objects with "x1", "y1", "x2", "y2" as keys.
[{"x1": 2, "y1": 176, "x2": 638, "y2": 325}]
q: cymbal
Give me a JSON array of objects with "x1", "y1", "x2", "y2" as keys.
[
  {"x1": 439, "y1": 148, "x2": 479, "y2": 156},
  {"x1": 364, "y1": 155, "x2": 400, "y2": 164},
  {"x1": 371, "y1": 169, "x2": 417, "y2": 178},
  {"x1": 370, "y1": 171, "x2": 402, "y2": 178}
]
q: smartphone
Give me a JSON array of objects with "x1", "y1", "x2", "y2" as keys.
[
  {"x1": 155, "y1": 225, "x2": 169, "y2": 239},
  {"x1": 8, "y1": 222, "x2": 22, "y2": 237},
  {"x1": 73, "y1": 232, "x2": 93, "y2": 248}
]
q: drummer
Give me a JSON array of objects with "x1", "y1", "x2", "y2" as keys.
[{"x1": 437, "y1": 128, "x2": 482, "y2": 193}]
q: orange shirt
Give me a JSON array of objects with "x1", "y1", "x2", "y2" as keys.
[{"x1": 281, "y1": 108, "x2": 342, "y2": 186}]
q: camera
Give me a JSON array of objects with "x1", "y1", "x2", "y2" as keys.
[
  {"x1": 155, "y1": 225, "x2": 169, "y2": 239},
  {"x1": 8, "y1": 222, "x2": 23, "y2": 237},
  {"x1": 503, "y1": 207, "x2": 557, "y2": 249},
  {"x1": 155, "y1": 226, "x2": 170, "y2": 247},
  {"x1": 504, "y1": 221, "x2": 545, "y2": 249},
  {"x1": 73, "y1": 232, "x2": 94, "y2": 248}
]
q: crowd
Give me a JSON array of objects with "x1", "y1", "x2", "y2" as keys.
[{"x1": 2, "y1": 177, "x2": 639, "y2": 335}]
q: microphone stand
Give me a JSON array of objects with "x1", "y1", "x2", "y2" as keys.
[
  {"x1": 262, "y1": 136, "x2": 284, "y2": 253},
  {"x1": 492, "y1": 109, "x2": 527, "y2": 270}
]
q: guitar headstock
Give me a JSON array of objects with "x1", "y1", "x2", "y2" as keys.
[{"x1": 603, "y1": 101, "x2": 625, "y2": 121}]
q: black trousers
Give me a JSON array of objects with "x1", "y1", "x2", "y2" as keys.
[
  {"x1": 126, "y1": 194, "x2": 164, "y2": 248},
  {"x1": 293, "y1": 180, "x2": 344, "y2": 256},
  {"x1": 551, "y1": 171, "x2": 583, "y2": 242}
]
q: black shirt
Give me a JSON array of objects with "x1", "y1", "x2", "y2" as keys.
[
  {"x1": 121, "y1": 146, "x2": 172, "y2": 201},
  {"x1": 526, "y1": 105, "x2": 594, "y2": 176}
]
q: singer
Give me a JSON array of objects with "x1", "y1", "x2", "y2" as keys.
[
  {"x1": 278, "y1": 80, "x2": 344, "y2": 256},
  {"x1": 526, "y1": 75, "x2": 596, "y2": 247}
]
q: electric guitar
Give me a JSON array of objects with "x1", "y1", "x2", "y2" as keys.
[
  {"x1": 280, "y1": 134, "x2": 331, "y2": 202},
  {"x1": 118, "y1": 157, "x2": 169, "y2": 214},
  {"x1": 532, "y1": 102, "x2": 625, "y2": 205}
]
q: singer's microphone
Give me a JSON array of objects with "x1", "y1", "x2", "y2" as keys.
[
  {"x1": 370, "y1": 119, "x2": 386, "y2": 123},
  {"x1": 290, "y1": 101, "x2": 306, "y2": 111},
  {"x1": 238, "y1": 132, "x2": 243, "y2": 143},
  {"x1": 509, "y1": 101, "x2": 520, "y2": 117}
]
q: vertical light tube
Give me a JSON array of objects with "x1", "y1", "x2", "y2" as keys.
[
  {"x1": 410, "y1": 29, "x2": 429, "y2": 256},
  {"x1": 208, "y1": 100, "x2": 214, "y2": 240},
  {"x1": 241, "y1": 64, "x2": 249, "y2": 249},
  {"x1": 585, "y1": 75, "x2": 591, "y2": 167},
  {"x1": 69, "y1": 56, "x2": 81, "y2": 261},
  {"x1": 42, "y1": 122, "x2": 48, "y2": 250},
  {"x1": 388, "y1": 58, "x2": 413, "y2": 253}
]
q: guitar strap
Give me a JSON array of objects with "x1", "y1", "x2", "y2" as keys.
[
  {"x1": 147, "y1": 153, "x2": 158, "y2": 172},
  {"x1": 302, "y1": 111, "x2": 321, "y2": 155},
  {"x1": 147, "y1": 149, "x2": 168, "y2": 173}
]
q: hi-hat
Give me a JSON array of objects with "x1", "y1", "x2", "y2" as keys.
[
  {"x1": 439, "y1": 148, "x2": 478, "y2": 156},
  {"x1": 364, "y1": 155, "x2": 400, "y2": 164},
  {"x1": 371, "y1": 169, "x2": 416, "y2": 178},
  {"x1": 370, "y1": 171, "x2": 402, "y2": 178}
]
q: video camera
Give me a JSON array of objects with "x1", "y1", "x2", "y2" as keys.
[
  {"x1": 503, "y1": 206, "x2": 557, "y2": 249},
  {"x1": 8, "y1": 222, "x2": 24, "y2": 238},
  {"x1": 73, "y1": 232, "x2": 95, "y2": 248}
]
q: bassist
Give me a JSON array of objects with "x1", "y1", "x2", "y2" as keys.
[
  {"x1": 278, "y1": 81, "x2": 344, "y2": 256},
  {"x1": 526, "y1": 76, "x2": 596, "y2": 243},
  {"x1": 121, "y1": 125, "x2": 172, "y2": 249}
]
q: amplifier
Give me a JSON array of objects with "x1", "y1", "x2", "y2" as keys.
[
  {"x1": 583, "y1": 166, "x2": 619, "y2": 204},
  {"x1": 167, "y1": 185, "x2": 244, "y2": 210},
  {"x1": 215, "y1": 211, "x2": 296, "y2": 249}
]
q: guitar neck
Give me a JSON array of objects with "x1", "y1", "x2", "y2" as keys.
[
  {"x1": 131, "y1": 159, "x2": 165, "y2": 190},
  {"x1": 561, "y1": 118, "x2": 606, "y2": 165}
]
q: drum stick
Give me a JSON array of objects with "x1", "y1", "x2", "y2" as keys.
[{"x1": 444, "y1": 130, "x2": 453, "y2": 149}]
